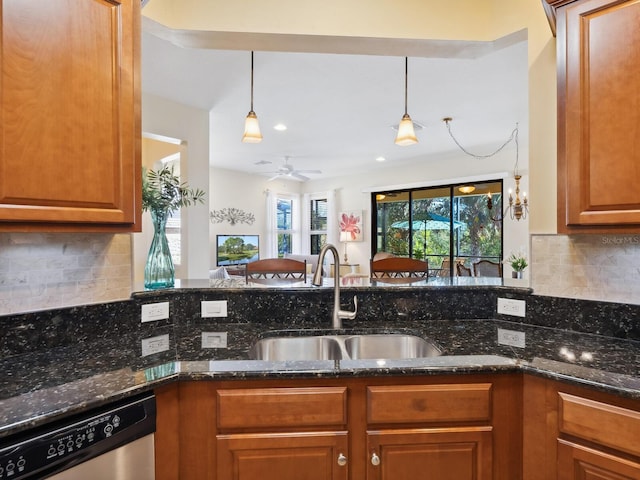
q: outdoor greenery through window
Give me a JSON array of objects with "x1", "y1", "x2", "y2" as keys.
[
  {"x1": 277, "y1": 197, "x2": 294, "y2": 256},
  {"x1": 310, "y1": 198, "x2": 328, "y2": 254},
  {"x1": 372, "y1": 181, "x2": 503, "y2": 276}
]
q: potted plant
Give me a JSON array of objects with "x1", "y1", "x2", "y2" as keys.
[
  {"x1": 505, "y1": 251, "x2": 528, "y2": 279},
  {"x1": 142, "y1": 166, "x2": 205, "y2": 289}
]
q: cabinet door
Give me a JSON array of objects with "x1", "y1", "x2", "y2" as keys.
[
  {"x1": 556, "y1": 0, "x2": 640, "y2": 232},
  {"x1": 558, "y1": 440, "x2": 640, "y2": 479},
  {"x1": 367, "y1": 427, "x2": 492, "y2": 480},
  {"x1": 217, "y1": 431, "x2": 349, "y2": 480},
  {"x1": 0, "y1": 0, "x2": 141, "y2": 231}
]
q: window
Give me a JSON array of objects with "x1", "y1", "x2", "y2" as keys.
[
  {"x1": 309, "y1": 197, "x2": 328, "y2": 254},
  {"x1": 373, "y1": 181, "x2": 502, "y2": 275},
  {"x1": 157, "y1": 153, "x2": 182, "y2": 267},
  {"x1": 276, "y1": 196, "x2": 296, "y2": 257}
]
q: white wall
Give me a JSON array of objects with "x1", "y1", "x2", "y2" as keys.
[
  {"x1": 141, "y1": 93, "x2": 211, "y2": 280},
  {"x1": 209, "y1": 167, "x2": 302, "y2": 266}
]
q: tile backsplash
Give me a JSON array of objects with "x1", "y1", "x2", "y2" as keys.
[
  {"x1": 0, "y1": 233, "x2": 132, "y2": 314},
  {"x1": 531, "y1": 234, "x2": 640, "y2": 305}
]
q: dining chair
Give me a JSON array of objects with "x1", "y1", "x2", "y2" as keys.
[
  {"x1": 439, "y1": 258, "x2": 452, "y2": 277},
  {"x1": 245, "y1": 258, "x2": 307, "y2": 283},
  {"x1": 372, "y1": 251, "x2": 396, "y2": 261},
  {"x1": 456, "y1": 263, "x2": 473, "y2": 276},
  {"x1": 472, "y1": 260, "x2": 502, "y2": 277},
  {"x1": 370, "y1": 257, "x2": 429, "y2": 278}
]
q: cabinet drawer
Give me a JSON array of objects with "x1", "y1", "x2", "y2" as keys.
[
  {"x1": 217, "y1": 387, "x2": 347, "y2": 429},
  {"x1": 367, "y1": 384, "x2": 492, "y2": 424},
  {"x1": 558, "y1": 393, "x2": 640, "y2": 457}
]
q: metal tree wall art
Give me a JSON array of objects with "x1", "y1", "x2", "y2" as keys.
[{"x1": 210, "y1": 208, "x2": 255, "y2": 226}]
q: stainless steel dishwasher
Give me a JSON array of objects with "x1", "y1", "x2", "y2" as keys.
[{"x1": 0, "y1": 393, "x2": 156, "y2": 479}]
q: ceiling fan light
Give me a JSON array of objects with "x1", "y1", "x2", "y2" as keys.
[
  {"x1": 395, "y1": 114, "x2": 418, "y2": 146},
  {"x1": 242, "y1": 111, "x2": 262, "y2": 143}
]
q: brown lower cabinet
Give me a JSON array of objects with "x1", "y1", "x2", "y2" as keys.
[
  {"x1": 217, "y1": 432, "x2": 349, "y2": 480},
  {"x1": 157, "y1": 373, "x2": 640, "y2": 479},
  {"x1": 156, "y1": 374, "x2": 522, "y2": 480},
  {"x1": 557, "y1": 441, "x2": 640, "y2": 480},
  {"x1": 367, "y1": 428, "x2": 492, "y2": 479},
  {"x1": 523, "y1": 375, "x2": 640, "y2": 480}
]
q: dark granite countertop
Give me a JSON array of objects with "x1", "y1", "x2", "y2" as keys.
[{"x1": 1, "y1": 318, "x2": 639, "y2": 440}]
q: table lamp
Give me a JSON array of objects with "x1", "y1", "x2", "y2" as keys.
[{"x1": 340, "y1": 231, "x2": 352, "y2": 263}]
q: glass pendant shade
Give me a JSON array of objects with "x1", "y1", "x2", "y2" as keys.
[
  {"x1": 395, "y1": 114, "x2": 418, "y2": 146},
  {"x1": 242, "y1": 110, "x2": 262, "y2": 143}
]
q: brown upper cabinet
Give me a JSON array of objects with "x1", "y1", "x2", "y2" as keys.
[
  {"x1": 544, "y1": 0, "x2": 640, "y2": 233},
  {"x1": 0, "y1": 0, "x2": 141, "y2": 232}
]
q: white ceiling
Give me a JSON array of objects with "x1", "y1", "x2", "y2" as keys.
[{"x1": 141, "y1": 20, "x2": 529, "y2": 181}]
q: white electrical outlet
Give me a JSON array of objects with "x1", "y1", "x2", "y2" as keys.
[
  {"x1": 141, "y1": 334, "x2": 170, "y2": 356},
  {"x1": 202, "y1": 332, "x2": 228, "y2": 349},
  {"x1": 141, "y1": 302, "x2": 170, "y2": 323},
  {"x1": 201, "y1": 300, "x2": 228, "y2": 318},
  {"x1": 497, "y1": 297, "x2": 526, "y2": 317},
  {"x1": 497, "y1": 328, "x2": 526, "y2": 348}
]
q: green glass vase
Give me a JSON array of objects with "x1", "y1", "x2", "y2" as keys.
[{"x1": 144, "y1": 209, "x2": 175, "y2": 289}]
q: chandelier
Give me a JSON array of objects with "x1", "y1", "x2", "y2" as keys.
[{"x1": 442, "y1": 117, "x2": 529, "y2": 221}]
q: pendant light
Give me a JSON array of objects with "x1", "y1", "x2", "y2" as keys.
[
  {"x1": 394, "y1": 57, "x2": 418, "y2": 146},
  {"x1": 242, "y1": 51, "x2": 262, "y2": 143}
]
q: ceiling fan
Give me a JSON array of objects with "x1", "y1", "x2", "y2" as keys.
[{"x1": 266, "y1": 156, "x2": 322, "y2": 182}]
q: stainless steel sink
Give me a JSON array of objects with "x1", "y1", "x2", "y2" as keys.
[
  {"x1": 249, "y1": 336, "x2": 343, "y2": 361},
  {"x1": 249, "y1": 333, "x2": 441, "y2": 361},
  {"x1": 344, "y1": 334, "x2": 441, "y2": 359}
]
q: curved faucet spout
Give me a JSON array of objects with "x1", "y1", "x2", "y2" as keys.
[{"x1": 313, "y1": 244, "x2": 358, "y2": 329}]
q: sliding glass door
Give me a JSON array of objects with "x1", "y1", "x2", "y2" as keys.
[{"x1": 372, "y1": 181, "x2": 502, "y2": 276}]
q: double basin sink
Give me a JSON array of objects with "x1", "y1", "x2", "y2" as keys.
[{"x1": 250, "y1": 333, "x2": 442, "y2": 361}]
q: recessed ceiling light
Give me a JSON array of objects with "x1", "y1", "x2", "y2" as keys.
[
  {"x1": 273, "y1": 123, "x2": 287, "y2": 131},
  {"x1": 376, "y1": 156, "x2": 386, "y2": 162}
]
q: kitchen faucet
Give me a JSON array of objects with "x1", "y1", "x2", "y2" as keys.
[{"x1": 312, "y1": 244, "x2": 358, "y2": 329}]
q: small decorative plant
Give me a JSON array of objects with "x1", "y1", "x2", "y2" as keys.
[
  {"x1": 142, "y1": 166, "x2": 205, "y2": 215},
  {"x1": 142, "y1": 166, "x2": 205, "y2": 289},
  {"x1": 506, "y1": 251, "x2": 528, "y2": 272}
]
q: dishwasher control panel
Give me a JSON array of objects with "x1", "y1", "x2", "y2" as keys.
[{"x1": 0, "y1": 394, "x2": 155, "y2": 479}]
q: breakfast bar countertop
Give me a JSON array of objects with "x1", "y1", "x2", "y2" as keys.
[{"x1": 1, "y1": 317, "x2": 639, "y2": 440}]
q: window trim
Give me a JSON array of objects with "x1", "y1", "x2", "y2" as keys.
[{"x1": 273, "y1": 193, "x2": 301, "y2": 256}]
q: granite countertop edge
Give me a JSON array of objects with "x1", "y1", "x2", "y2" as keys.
[{"x1": 1, "y1": 353, "x2": 639, "y2": 441}]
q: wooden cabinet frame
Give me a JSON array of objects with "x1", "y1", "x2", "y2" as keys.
[{"x1": 0, "y1": 0, "x2": 141, "y2": 232}]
